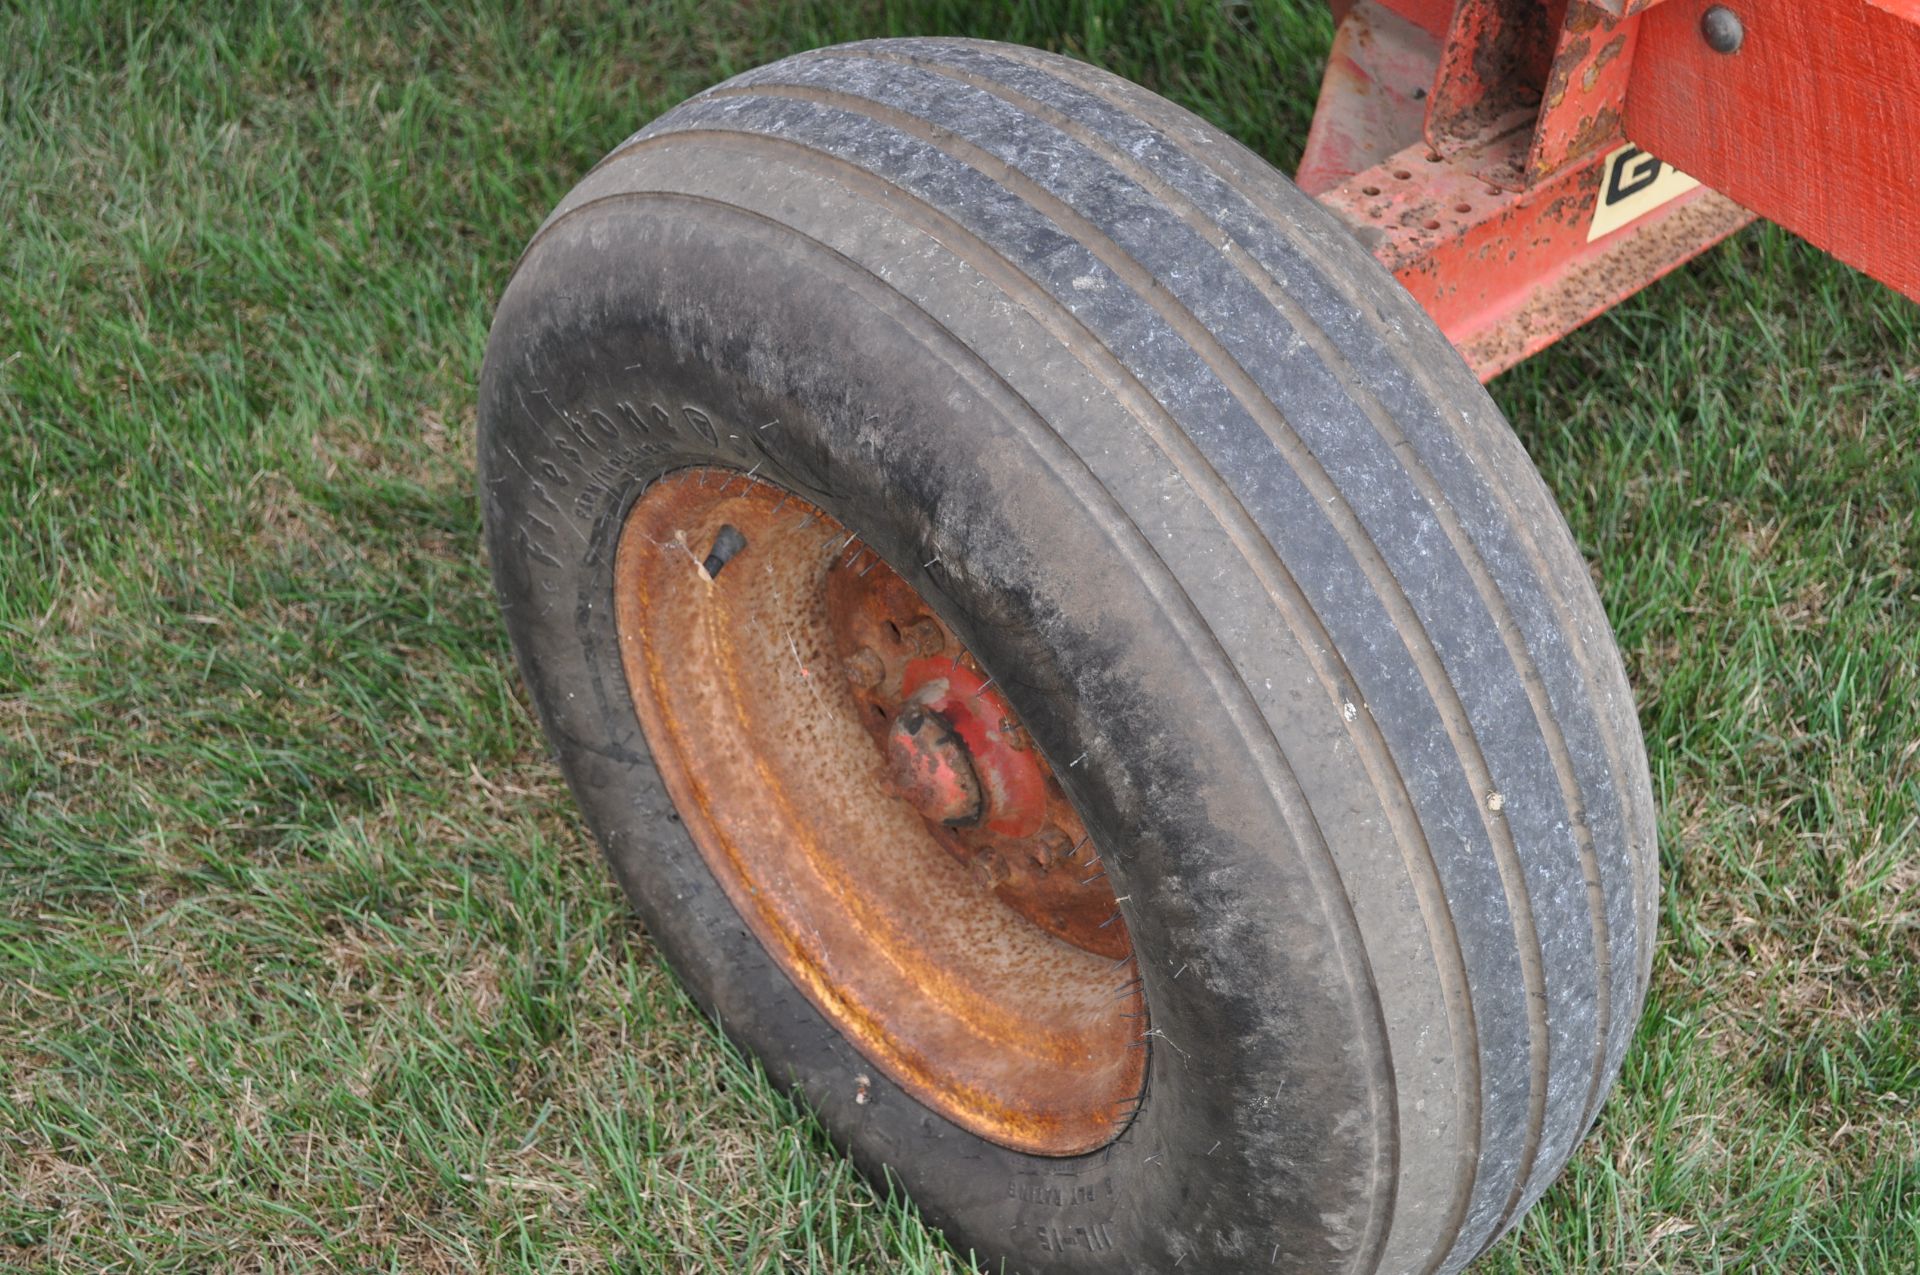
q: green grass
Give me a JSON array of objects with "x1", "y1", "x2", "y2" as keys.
[{"x1": 1, "y1": 1, "x2": 1915, "y2": 1270}]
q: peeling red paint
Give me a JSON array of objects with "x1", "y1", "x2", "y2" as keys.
[{"x1": 1301, "y1": 0, "x2": 1760, "y2": 378}]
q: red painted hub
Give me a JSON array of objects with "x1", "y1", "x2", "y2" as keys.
[
  {"x1": 885, "y1": 704, "x2": 982, "y2": 827},
  {"x1": 896, "y1": 658, "x2": 1047, "y2": 838},
  {"x1": 824, "y1": 542, "x2": 1131, "y2": 962}
]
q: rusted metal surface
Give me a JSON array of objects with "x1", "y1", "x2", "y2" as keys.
[
  {"x1": 1526, "y1": 1, "x2": 1641, "y2": 182},
  {"x1": 891, "y1": 660, "x2": 1045, "y2": 838},
  {"x1": 1425, "y1": 0, "x2": 1566, "y2": 188},
  {"x1": 1306, "y1": 0, "x2": 1755, "y2": 377},
  {"x1": 1427, "y1": 0, "x2": 1566, "y2": 133},
  {"x1": 1314, "y1": 0, "x2": 1641, "y2": 191},
  {"x1": 1442, "y1": 183, "x2": 1752, "y2": 375},
  {"x1": 885, "y1": 705, "x2": 983, "y2": 827},
  {"x1": 829, "y1": 539, "x2": 1131, "y2": 960},
  {"x1": 613, "y1": 468, "x2": 1145, "y2": 1155},
  {"x1": 1321, "y1": 130, "x2": 1751, "y2": 377},
  {"x1": 1627, "y1": 0, "x2": 1920, "y2": 303},
  {"x1": 1299, "y1": 0, "x2": 1444, "y2": 194}
]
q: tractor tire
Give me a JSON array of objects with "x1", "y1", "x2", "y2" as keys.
[{"x1": 477, "y1": 38, "x2": 1657, "y2": 1275}]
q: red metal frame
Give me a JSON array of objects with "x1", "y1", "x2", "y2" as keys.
[
  {"x1": 1628, "y1": 0, "x2": 1920, "y2": 300},
  {"x1": 1302, "y1": 0, "x2": 1920, "y2": 380}
]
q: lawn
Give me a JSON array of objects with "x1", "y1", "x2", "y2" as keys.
[{"x1": 2, "y1": 1, "x2": 1916, "y2": 1271}]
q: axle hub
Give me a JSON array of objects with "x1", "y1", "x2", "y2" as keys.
[{"x1": 886, "y1": 704, "x2": 983, "y2": 826}]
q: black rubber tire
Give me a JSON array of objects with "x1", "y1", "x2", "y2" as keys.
[{"x1": 477, "y1": 38, "x2": 1657, "y2": 1275}]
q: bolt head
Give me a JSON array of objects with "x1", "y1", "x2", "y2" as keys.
[
  {"x1": 1701, "y1": 6, "x2": 1744, "y2": 54},
  {"x1": 971, "y1": 850, "x2": 1010, "y2": 889},
  {"x1": 904, "y1": 616, "x2": 945, "y2": 657},
  {"x1": 844, "y1": 647, "x2": 885, "y2": 689},
  {"x1": 1030, "y1": 827, "x2": 1073, "y2": 871}
]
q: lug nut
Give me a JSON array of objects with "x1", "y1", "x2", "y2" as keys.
[
  {"x1": 972, "y1": 850, "x2": 1010, "y2": 889},
  {"x1": 1031, "y1": 827, "x2": 1073, "y2": 871},
  {"x1": 1021, "y1": 833, "x2": 1067, "y2": 871},
  {"x1": 844, "y1": 647, "x2": 885, "y2": 689},
  {"x1": 905, "y1": 616, "x2": 945, "y2": 656}
]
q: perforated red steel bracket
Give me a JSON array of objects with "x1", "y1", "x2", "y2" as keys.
[{"x1": 1302, "y1": 0, "x2": 1751, "y2": 378}]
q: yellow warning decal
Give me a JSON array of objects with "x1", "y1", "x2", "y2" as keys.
[{"x1": 1589, "y1": 144, "x2": 1700, "y2": 242}]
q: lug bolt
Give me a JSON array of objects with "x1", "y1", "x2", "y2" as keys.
[
  {"x1": 845, "y1": 647, "x2": 885, "y2": 689},
  {"x1": 1031, "y1": 827, "x2": 1073, "y2": 872},
  {"x1": 1021, "y1": 833, "x2": 1067, "y2": 871},
  {"x1": 972, "y1": 850, "x2": 1010, "y2": 889},
  {"x1": 905, "y1": 616, "x2": 945, "y2": 656}
]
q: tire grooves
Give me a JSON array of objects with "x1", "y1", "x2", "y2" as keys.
[
  {"x1": 960, "y1": 34, "x2": 1651, "y2": 1213},
  {"x1": 1012, "y1": 44, "x2": 1655, "y2": 1047},
  {"x1": 536, "y1": 44, "x2": 1657, "y2": 1263},
  {"x1": 1190, "y1": 105, "x2": 1659, "y2": 1092},
  {"x1": 844, "y1": 49, "x2": 1614, "y2": 1228},
  {"x1": 535, "y1": 176, "x2": 1401, "y2": 1267},
  {"x1": 604, "y1": 126, "x2": 1472, "y2": 1263},
  {"x1": 578, "y1": 125, "x2": 1487, "y2": 1156},
  {"x1": 800, "y1": 46, "x2": 1496, "y2": 1265},
  {"x1": 825, "y1": 46, "x2": 1611, "y2": 1260},
  {"x1": 1006, "y1": 47, "x2": 1651, "y2": 1144},
  {"x1": 693, "y1": 75, "x2": 1552, "y2": 1265}
]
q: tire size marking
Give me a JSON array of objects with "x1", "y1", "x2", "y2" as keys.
[
  {"x1": 1008, "y1": 1179, "x2": 1110, "y2": 1207},
  {"x1": 1035, "y1": 1223, "x2": 1117, "y2": 1253},
  {"x1": 535, "y1": 396, "x2": 723, "y2": 521},
  {"x1": 570, "y1": 436, "x2": 677, "y2": 520},
  {"x1": 1588, "y1": 144, "x2": 1701, "y2": 242}
]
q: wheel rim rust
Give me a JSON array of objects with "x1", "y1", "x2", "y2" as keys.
[{"x1": 613, "y1": 467, "x2": 1146, "y2": 1156}]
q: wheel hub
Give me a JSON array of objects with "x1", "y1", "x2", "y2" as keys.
[
  {"x1": 885, "y1": 704, "x2": 982, "y2": 826},
  {"x1": 610, "y1": 467, "x2": 1146, "y2": 1156}
]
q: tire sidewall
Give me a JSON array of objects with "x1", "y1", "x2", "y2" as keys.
[{"x1": 479, "y1": 198, "x2": 1386, "y2": 1270}]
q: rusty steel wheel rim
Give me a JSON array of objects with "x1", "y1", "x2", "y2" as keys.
[{"x1": 612, "y1": 467, "x2": 1147, "y2": 1156}]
